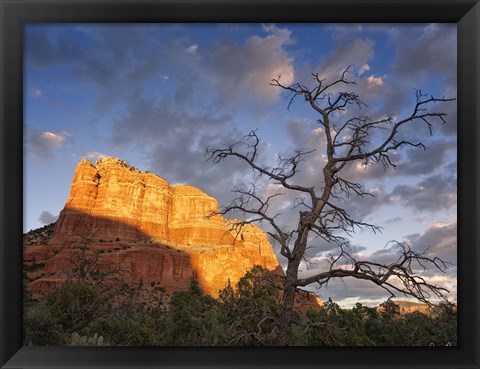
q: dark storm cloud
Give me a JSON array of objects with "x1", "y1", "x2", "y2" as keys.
[
  {"x1": 391, "y1": 173, "x2": 457, "y2": 213},
  {"x1": 38, "y1": 211, "x2": 58, "y2": 225}
]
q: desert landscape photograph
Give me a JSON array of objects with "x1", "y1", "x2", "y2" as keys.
[{"x1": 23, "y1": 23, "x2": 457, "y2": 346}]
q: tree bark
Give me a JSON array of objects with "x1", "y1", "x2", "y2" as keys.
[{"x1": 278, "y1": 269, "x2": 297, "y2": 345}]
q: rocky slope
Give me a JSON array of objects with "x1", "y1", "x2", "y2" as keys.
[
  {"x1": 24, "y1": 157, "x2": 322, "y2": 310},
  {"x1": 390, "y1": 300, "x2": 433, "y2": 315}
]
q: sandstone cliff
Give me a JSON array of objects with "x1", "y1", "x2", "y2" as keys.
[
  {"x1": 24, "y1": 157, "x2": 322, "y2": 310},
  {"x1": 50, "y1": 157, "x2": 232, "y2": 247}
]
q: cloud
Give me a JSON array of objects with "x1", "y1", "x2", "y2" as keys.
[
  {"x1": 314, "y1": 38, "x2": 374, "y2": 83},
  {"x1": 25, "y1": 26, "x2": 88, "y2": 68},
  {"x1": 285, "y1": 119, "x2": 395, "y2": 219},
  {"x1": 283, "y1": 118, "x2": 327, "y2": 188},
  {"x1": 200, "y1": 24, "x2": 295, "y2": 103},
  {"x1": 358, "y1": 64, "x2": 370, "y2": 76},
  {"x1": 384, "y1": 216, "x2": 402, "y2": 225},
  {"x1": 307, "y1": 25, "x2": 456, "y2": 137},
  {"x1": 405, "y1": 222, "x2": 457, "y2": 265},
  {"x1": 374, "y1": 24, "x2": 456, "y2": 117},
  {"x1": 393, "y1": 138, "x2": 456, "y2": 177},
  {"x1": 30, "y1": 88, "x2": 43, "y2": 98},
  {"x1": 25, "y1": 129, "x2": 71, "y2": 159},
  {"x1": 391, "y1": 173, "x2": 457, "y2": 213},
  {"x1": 41, "y1": 131, "x2": 69, "y2": 145},
  {"x1": 222, "y1": 118, "x2": 398, "y2": 251},
  {"x1": 83, "y1": 151, "x2": 107, "y2": 161},
  {"x1": 38, "y1": 211, "x2": 58, "y2": 225},
  {"x1": 393, "y1": 24, "x2": 457, "y2": 87},
  {"x1": 300, "y1": 250, "x2": 412, "y2": 304},
  {"x1": 366, "y1": 75, "x2": 384, "y2": 87},
  {"x1": 112, "y1": 94, "x2": 233, "y2": 147},
  {"x1": 186, "y1": 44, "x2": 198, "y2": 55},
  {"x1": 25, "y1": 25, "x2": 171, "y2": 115},
  {"x1": 276, "y1": 26, "x2": 455, "y2": 190}
]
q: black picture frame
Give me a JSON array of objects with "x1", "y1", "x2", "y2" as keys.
[{"x1": 1, "y1": 0, "x2": 478, "y2": 368}]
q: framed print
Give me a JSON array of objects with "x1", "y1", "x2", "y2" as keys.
[{"x1": 1, "y1": 0, "x2": 479, "y2": 368}]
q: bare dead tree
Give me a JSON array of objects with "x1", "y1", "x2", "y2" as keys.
[{"x1": 205, "y1": 66, "x2": 456, "y2": 345}]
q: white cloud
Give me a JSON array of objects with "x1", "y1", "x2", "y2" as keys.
[
  {"x1": 30, "y1": 88, "x2": 43, "y2": 98},
  {"x1": 314, "y1": 38, "x2": 374, "y2": 84},
  {"x1": 358, "y1": 64, "x2": 370, "y2": 76},
  {"x1": 41, "y1": 131, "x2": 69, "y2": 146},
  {"x1": 187, "y1": 43, "x2": 198, "y2": 55},
  {"x1": 26, "y1": 129, "x2": 71, "y2": 160},
  {"x1": 83, "y1": 151, "x2": 107, "y2": 160},
  {"x1": 367, "y1": 75, "x2": 384, "y2": 86}
]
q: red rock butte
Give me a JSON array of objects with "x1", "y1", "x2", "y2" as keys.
[{"x1": 24, "y1": 157, "x2": 322, "y2": 310}]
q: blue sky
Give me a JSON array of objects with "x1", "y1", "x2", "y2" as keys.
[{"x1": 24, "y1": 23, "x2": 457, "y2": 306}]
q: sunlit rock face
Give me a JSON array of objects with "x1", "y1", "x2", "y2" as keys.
[
  {"x1": 169, "y1": 185, "x2": 232, "y2": 246},
  {"x1": 51, "y1": 158, "x2": 173, "y2": 245}
]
